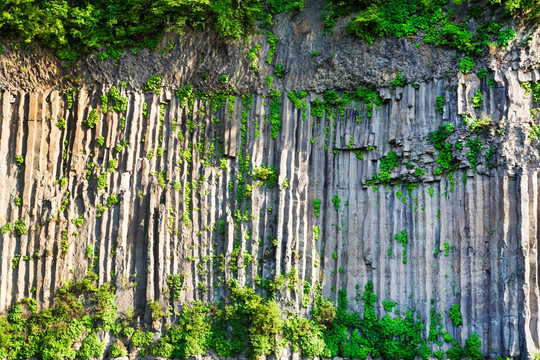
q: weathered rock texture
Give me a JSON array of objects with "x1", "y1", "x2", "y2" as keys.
[{"x1": 2, "y1": 1, "x2": 540, "y2": 358}]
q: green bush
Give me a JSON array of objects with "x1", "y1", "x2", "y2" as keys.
[
  {"x1": 145, "y1": 74, "x2": 163, "y2": 94},
  {"x1": 109, "y1": 340, "x2": 128, "y2": 357},
  {"x1": 430, "y1": 123, "x2": 455, "y2": 171},
  {"x1": 249, "y1": 300, "x2": 282, "y2": 358},
  {"x1": 71, "y1": 214, "x2": 84, "y2": 227},
  {"x1": 449, "y1": 304, "x2": 462, "y2": 326},
  {"x1": 1, "y1": 223, "x2": 12, "y2": 235},
  {"x1": 331, "y1": 194, "x2": 341, "y2": 210},
  {"x1": 84, "y1": 109, "x2": 99, "y2": 129},
  {"x1": 154, "y1": 301, "x2": 211, "y2": 358},
  {"x1": 15, "y1": 155, "x2": 24, "y2": 166},
  {"x1": 106, "y1": 194, "x2": 119, "y2": 207},
  {"x1": 498, "y1": 27, "x2": 515, "y2": 47},
  {"x1": 56, "y1": 118, "x2": 66, "y2": 130},
  {"x1": 436, "y1": 96, "x2": 444, "y2": 114},
  {"x1": 108, "y1": 86, "x2": 128, "y2": 112},
  {"x1": 265, "y1": 0, "x2": 304, "y2": 14},
  {"x1": 459, "y1": 56, "x2": 474, "y2": 74},
  {"x1": 77, "y1": 333, "x2": 104, "y2": 360},
  {"x1": 132, "y1": 329, "x2": 153, "y2": 348},
  {"x1": 252, "y1": 164, "x2": 278, "y2": 187},
  {"x1": 14, "y1": 219, "x2": 27, "y2": 236},
  {"x1": 346, "y1": 4, "x2": 385, "y2": 44},
  {"x1": 219, "y1": 74, "x2": 229, "y2": 84},
  {"x1": 376, "y1": 151, "x2": 399, "y2": 183},
  {"x1": 97, "y1": 173, "x2": 108, "y2": 190},
  {"x1": 149, "y1": 300, "x2": 164, "y2": 321},
  {"x1": 313, "y1": 198, "x2": 321, "y2": 217},
  {"x1": 470, "y1": 114, "x2": 492, "y2": 133},
  {"x1": 0, "y1": 0, "x2": 267, "y2": 61},
  {"x1": 0, "y1": 275, "x2": 484, "y2": 360},
  {"x1": 283, "y1": 316, "x2": 326, "y2": 358},
  {"x1": 274, "y1": 63, "x2": 284, "y2": 77},
  {"x1": 472, "y1": 89, "x2": 484, "y2": 108},
  {"x1": 390, "y1": 73, "x2": 406, "y2": 88},
  {"x1": 477, "y1": 68, "x2": 488, "y2": 79}
]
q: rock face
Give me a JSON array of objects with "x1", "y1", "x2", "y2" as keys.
[{"x1": 2, "y1": 1, "x2": 540, "y2": 358}]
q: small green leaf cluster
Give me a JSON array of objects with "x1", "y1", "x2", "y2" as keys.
[
  {"x1": 145, "y1": 74, "x2": 163, "y2": 96},
  {"x1": 459, "y1": 56, "x2": 474, "y2": 74},
  {"x1": 106, "y1": 86, "x2": 128, "y2": 113},
  {"x1": 466, "y1": 138, "x2": 482, "y2": 167},
  {"x1": 521, "y1": 81, "x2": 540, "y2": 102},
  {"x1": 14, "y1": 219, "x2": 27, "y2": 236},
  {"x1": 107, "y1": 194, "x2": 119, "y2": 207},
  {"x1": 97, "y1": 173, "x2": 108, "y2": 190},
  {"x1": 56, "y1": 118, "x2": 66, "y2": 130},
  {"x1": 430, "y1": 123, "x2": 455, "y2": 171},
  {"x1": 269, "y1": 90, "x2": 282, "y2": 139},
  {"x1": 15, "y1": 154, "x2": 24, "y2": 166},
  {"x1": 167, "y1": 274, "x2": 184, "y2": 300},
  {"x1": 274, "y1": 63, "x2": 284, "y2": 77},
  {"x1": 252, "y1": 164, "x2": 278, "y2": 188},
  {"x1": 485, "y1": 148, "x2": 496, "y2": 168},
  {"x1": 313, "y1": 225, "x2": 321, "y2": 240},
  {"x1": 12, "y1": 254, "x2": 21, "y2": 269},
  {"x1": 1, "y1": 222, "x2": 12, "y2": 235},
  {"x1": 311, "y1": 88, "x2": 381, "y2": 120},
  {"x1": 282, "y1": 316, "x2": 326, "y2": 358},
  {"x1": 436, "y1": 96, "x2": 444, "y2": 115},
  {"x1": 472, "y1": 89, "x2": 484, "y2": 108},
  {"x1": 377, "y1": 151, "x2": 399, "y2": 183},
  {"x1": 265, "y1": 0, "x2": 305, "y2": 14},
  {"x1": 65, "y1": 89, "x2": 76, "y2": 109},
  {"x1": 331, "y1": 194, "x2": 341, "y2": 210},
  {"x1": 389, "y1": 73, "x2": 406, "y2": 88},
  {"x1": 394, "y1": 230, "x2": 408, "y2": 264},
  {"x1": 77, "y1": 333, "x2": 104, "y2": 359},
  {"x1": 219, "y1": 74, "x2": 229, "y2": 84},
  {"x1": 311, "y1": 98, "x2": 325, "y2": 118},
  {"x1": 84, "y1": 109, "x2": 99, "y2": 129},
  {"x1": 71, "y1": 214, "x2": 84, "y2": 227},
  {"x1": 313, "y1": 198, "x2": 321, "y2": 217},
  {"x1": 497, "y1": 27, "x2": 515, "y2": 48},
  {"x1": 266, "y1": 32, "x2": 279, "y2": 64},
  {"x1": 449, "y1": 304, "x2": 463, "y2": 326},
  {"x1": 287, "y1": 90, "x2": 307, "y2": 109},
  {"x1": 470, "y1": 114, "x2": 491, "y2": 133},
  {"x1": 477, "y1": 68, "x2": 488, "y2": 79},
  {"x1": 247, "y1": 44, "x2": 261, "y2": 72},
  {"x1": 109, "y1": 340, "x2": 128, "y2": 357},
  {"x1": 382, "y1": 300, "x2": 396, "y2": 311}
]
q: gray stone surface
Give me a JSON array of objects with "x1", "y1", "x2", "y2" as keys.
[{"x1": 2, "y1": 1, "x2": 540, "y2": 358}]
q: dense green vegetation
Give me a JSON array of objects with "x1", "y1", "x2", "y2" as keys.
[
  {"x1": 0, "y1": 274, "x2": 480, "y2": 360},
  {"x1": 0, "y1": 0, "x2": 533, "y2": 61},
  {"x1": 0, "y1": 0, "x2": 302, "y2": 61},
  {"x1": 323, "y1": 0, "x2": 530, "y2": 54}
]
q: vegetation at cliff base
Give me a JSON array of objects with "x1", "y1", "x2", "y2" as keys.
[{"x1": 0, "y1": 275, "x2": 482, "y2": 360}]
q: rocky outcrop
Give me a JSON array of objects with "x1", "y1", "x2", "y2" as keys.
[{"x1": 2, "y1": 1, "x2": 540, "y2": 358}]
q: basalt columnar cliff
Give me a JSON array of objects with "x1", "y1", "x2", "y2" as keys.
[{"x1": 2, "y1": 0, "x2": 540, "y2": 359}]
